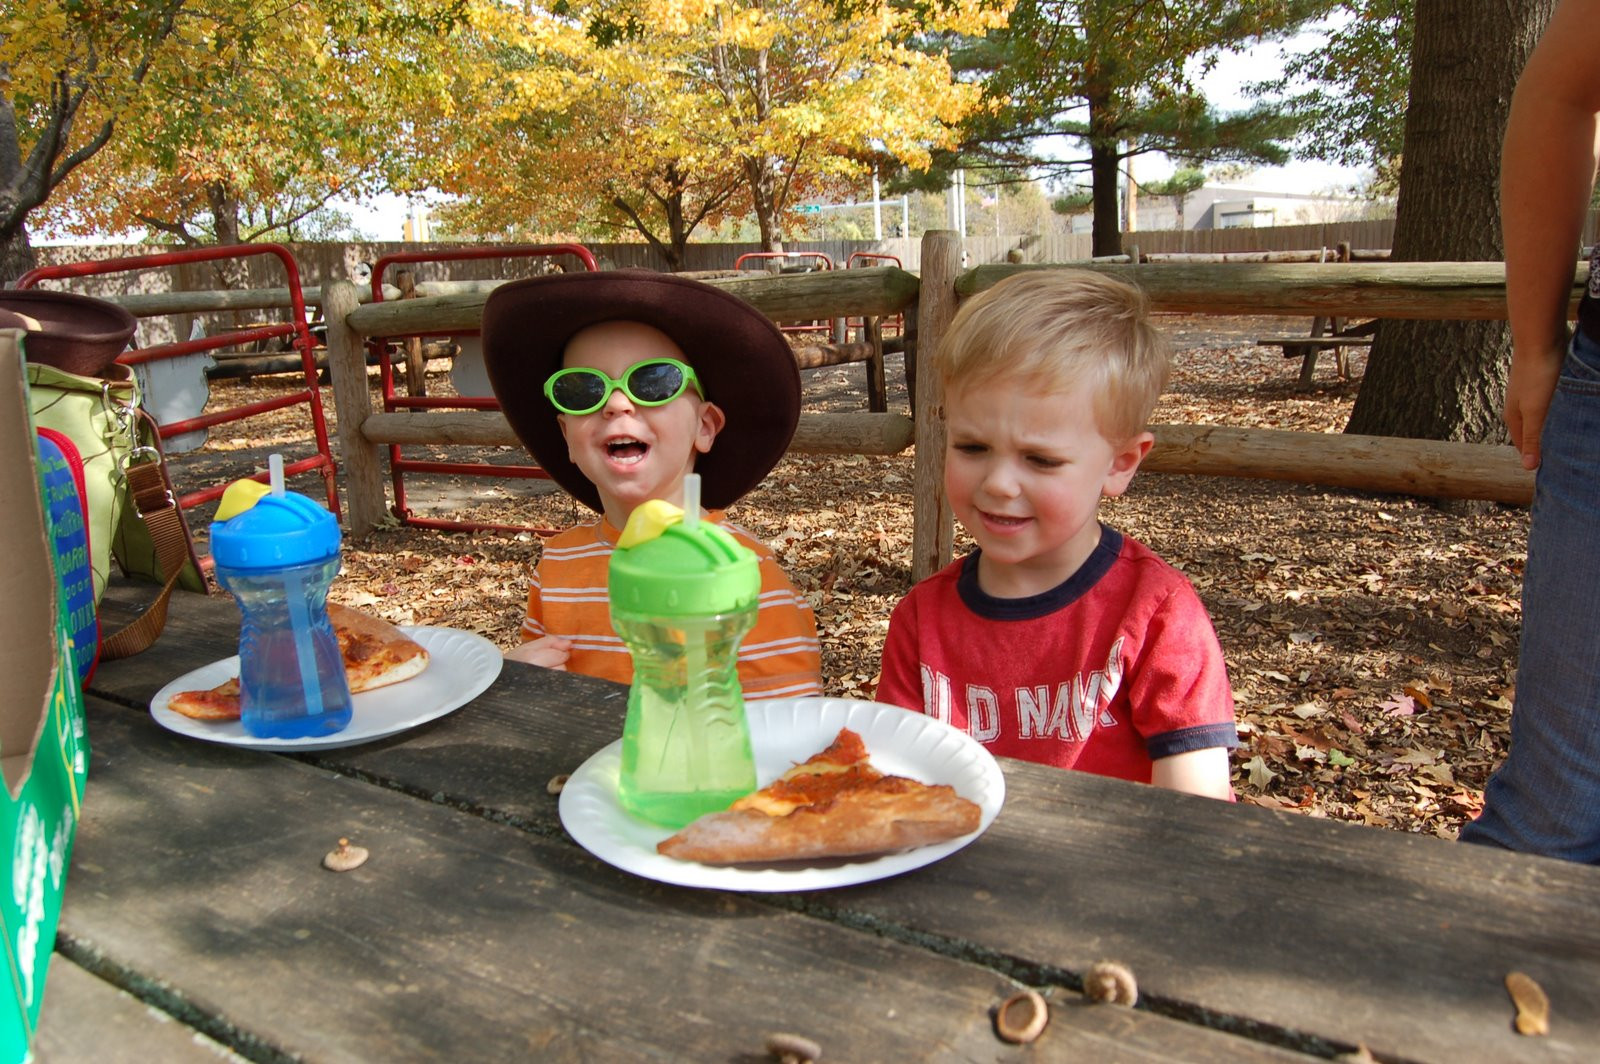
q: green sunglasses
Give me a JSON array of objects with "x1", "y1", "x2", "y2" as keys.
[{"x1": 543, "y1": 358, "x2": 704, "y2": 416}]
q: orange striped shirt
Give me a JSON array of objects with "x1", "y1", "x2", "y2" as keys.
[{"x1": 521, "y1": 512, "x2": 822, "y2": 700}]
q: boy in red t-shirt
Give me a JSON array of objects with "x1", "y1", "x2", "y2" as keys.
[{"x1": 875, "y1": 270, "x2": 1237, "y2": 798}]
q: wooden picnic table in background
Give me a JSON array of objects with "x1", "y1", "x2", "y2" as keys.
[
  {"x1": 1256, "y1": 317, "x2": 1378, "y2": 388},
  {"x1": 37, "y1": 584, "x2": 1600, "y2": 1062}
]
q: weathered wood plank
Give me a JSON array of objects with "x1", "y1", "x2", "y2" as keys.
[
  {"x1": 66, "y1": 697, "x2": 1313, "y2": 1063},
  {"x1": 1143, "y1": 423, "x2": 1534, "y2": 505},
  {"x1": 356, "y1": 408, "x2": 915, "y2": 457},
  {"x1": 1254, "y1": 336, "x2": 1375, "y2": 347},
  {"x1": 842, "y1": 768, "x2": 1600, "y2": 1064},
  {"x1": 323, "y1": 280, "x2": 389, "y2": 536},
  {"x1": 318, "y1": 678, "x2": 1600, "y2": 1064},
  {"x1": 959, "y1": 260, "x2": 1585, "y2": 320},
  {"x1": 1143, "y1": 250, "x2": 1387, "y2": 264},
  {"x1": 344, "y1": 267, "x2": 921, "y2": 337},
  {"x1": 913, "y1": 230, "x2": 961, "y2": 582},
  {"x1": 35, "y1": 959, "x2": 245, "y2": 1061},
  {"x1": 92, "y1": 259, "x2": 1569, "y2": 324},
  {"x1": 788, "y1": 339, "x2": 877, "y2": 369}
]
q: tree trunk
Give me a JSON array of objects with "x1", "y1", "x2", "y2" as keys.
[
  {"x1": 660, "y1": 182, "x2": 689, "y2": 271},
  {"x1": 746, "y1": 156, "x2": 783, "y2": 251},
  {"x1": 1345, "y1": 0, "x2": 1556, "y2": 442},
  {"x1": 0, "y1": 222, "x2": 37, "y2": 284},
  {"x1": 0, "y1": 97, "x2": 40, "y2": 284},
  {"x1": 210, "y1": 181, "x2": 243, "y2": 248},
  {"x1": 1087, "y1": 91, "x2": 1122, "y2": 259}
]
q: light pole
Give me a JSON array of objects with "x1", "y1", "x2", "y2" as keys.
[{"x1": 872, "y1": 166, "x2": 883, "y2": 240}]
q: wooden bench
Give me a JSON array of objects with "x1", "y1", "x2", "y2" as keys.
[
  {"x1": 1255, "y1": 334, "x2": 1376, "y2": 350},
  {"x1": 1256, "y1": 317, "x2": 1376, "y2": 388}
]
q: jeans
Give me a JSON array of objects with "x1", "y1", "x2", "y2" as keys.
[{"x1": 1461, "y1": 327, "x2": 1600, "y2": 862}]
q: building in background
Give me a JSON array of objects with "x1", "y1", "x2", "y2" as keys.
[{"x1": 1064, "y1": 181, "x2": 1372, "y2": 234}]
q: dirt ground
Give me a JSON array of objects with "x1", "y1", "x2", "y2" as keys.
[{"x1": 165, "y1": 313, "x2": 1529, "y2": 840}]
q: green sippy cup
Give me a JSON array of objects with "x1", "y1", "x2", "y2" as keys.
[{"x1": 609, "y1": 475, "x2": 760, "y2": 828}]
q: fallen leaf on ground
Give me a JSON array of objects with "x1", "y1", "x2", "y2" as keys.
[{"x1": 1381, "y1": 694, "x2": 1417, "y2": 717}]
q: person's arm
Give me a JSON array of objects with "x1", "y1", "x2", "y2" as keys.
[
  {"x1": 1502, "y1": 0, "x2": 1600, "y2": 469},
  {"x1": 1124, "y1": 573, "x2": 1238, "y2": 800},
  {"x1": 505, "y1": 559, "x2": 571, "y2": 667},
  {"x1": 735, "y1": 551, "x2": 823, "y2": 700},
  {"x1": 505, "y1": 635, "x2": 571, "y2": 668},
  {"x1": 873, "y1": 598, "x2": 924, "y2": 711},
  {"x1": 1151, "y1": 747, "x2": 1233, "y2": 800}
]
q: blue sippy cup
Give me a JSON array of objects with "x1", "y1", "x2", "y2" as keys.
[{"x1": 210, "y1": 484, "x2": 352, "y2": 739}]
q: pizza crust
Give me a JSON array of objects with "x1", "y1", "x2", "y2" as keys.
[
  {"x1": 327, "y1": 602, "x2": 429, "y2": 692},
  {"x1": 656, "y1": 728, "x2": 982, "y2": 865},
  {"x1": 657, "y1": 777, "x2": 982, "y2": 864}
]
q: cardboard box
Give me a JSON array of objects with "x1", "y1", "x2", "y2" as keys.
[{"x1": 0, "y1": 330, "x2": 90, "y2": 1062}]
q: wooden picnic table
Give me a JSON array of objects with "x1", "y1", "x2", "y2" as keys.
[
  {"x1": 1256, "y1": 318, "x2": 1377, "y2": 388},
  {"x1": 38, "y1": 584, "x2": 1600, "y2": 1062}
]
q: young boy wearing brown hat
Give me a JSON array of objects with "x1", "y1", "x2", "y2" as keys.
[{"x1": 480, "y1": 270, "x2": 822, "y2": 700}]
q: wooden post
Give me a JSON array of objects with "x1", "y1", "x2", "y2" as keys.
[
  {"x1": 1334, "y1": 243, "x2": 1353, "y2": 379},
  {"x1": 1298, "y1": 316, "x2": 1327, "y2": 389},
  {"x1": 397, "y1": 269, "x2": 427, "y2": 399},
  {"x1": 913, "y1": 231, "x2": 962, "y2": 581},
  {"x1": 323, "y1": 280, "x2": 389, "y2": 536},
  {"x1": 864, "y1": 315, "x2": 886, "y2": 413}
]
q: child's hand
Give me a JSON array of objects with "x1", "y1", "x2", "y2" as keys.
[{"x1": 505, "y1": 635, "x2": 573, "y2": 670}]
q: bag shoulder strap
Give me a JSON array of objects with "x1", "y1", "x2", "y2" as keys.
[{"x1": 100, "y1": 456, "x2": 191, "y2": 660}]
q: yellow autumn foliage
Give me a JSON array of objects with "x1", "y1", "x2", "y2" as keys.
[{"x1": 434, "y1": 0, "x2": 1009, "y2": 246}]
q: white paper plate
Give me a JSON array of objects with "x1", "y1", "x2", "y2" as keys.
[
  {"x1": 559, "y1": 697, "x2": 1005, "y2": 891},
  {"x1": 149, "y1": 626, "x2": 502, "y2": 751}
]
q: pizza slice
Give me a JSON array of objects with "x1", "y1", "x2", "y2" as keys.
[
  {"x1": 167, "y1": 677, "x2": 241, "y2": 721},
  {"x1": 167, "y1": 602, "x2": 429, "y2": 721},
  {"x1": 656, "y1": 727, "x2": 982, "y2": 865},
  {"x1": 327, "y1": 602, "x2": 430, "y2": 693}
]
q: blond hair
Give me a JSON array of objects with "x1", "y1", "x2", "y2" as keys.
[{"x1": 934, "y1": 269, "x2": 1171, "y2": 443}]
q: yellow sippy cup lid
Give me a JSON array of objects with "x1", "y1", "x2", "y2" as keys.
[
  {"x1": 214, "y1": 478, "x2": 274, "y2": 521},
  {"x1": 617, "y1": 499, "x2": 684, "y2": 548}
]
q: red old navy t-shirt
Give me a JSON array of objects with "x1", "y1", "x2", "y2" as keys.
[{"x1": 875, "y1": 528, "x2": 1238, "y2": 783}]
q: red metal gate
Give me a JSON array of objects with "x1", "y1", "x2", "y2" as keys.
[
  {"x1": 366, "y1": 244, "x2": 598, "y2": 533},
  {"x1": 17, "y1": 243, "x2": 340, "y2": 518},
  {"x1": 734, "y1": 251, "x2": 836, "y2": 339},
  {"x1": 845, "y1": 251, "x2": 905, "y2": 338}
]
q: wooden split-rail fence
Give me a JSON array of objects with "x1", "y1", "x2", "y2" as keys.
[{"x1": 94, "y1": 231, "x2": 1557, "y2": 581}]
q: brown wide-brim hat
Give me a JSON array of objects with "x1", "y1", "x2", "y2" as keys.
[
  {"x1": 0, "y1": 290, "x2": 137, "y2": 376},
  {"x1": 480, "y1": 269, "x2": 800, "y2": 513}
]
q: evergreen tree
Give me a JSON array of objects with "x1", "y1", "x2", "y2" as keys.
[
  {"x1": 911, "y1": 0, "x2": 1341, "y2": 255},
  {"x1": 1250, "y1": 0, "x2": 1413, "y2": 194}
]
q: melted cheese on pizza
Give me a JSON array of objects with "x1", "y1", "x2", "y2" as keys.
[
  {"x1": 167, "y1": 678, "x2": 242, "y2": 721},
  {"x1": 730, "y1": 728, "x2": 882, "y2": 816}
]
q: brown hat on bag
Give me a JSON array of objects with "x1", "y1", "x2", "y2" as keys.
[
  {"x1": 480, "y1": 269, "x2": 801, "y2": 512},
  {"x1": 0, "y1": 290, "x2": 138, "y2": 377}
]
